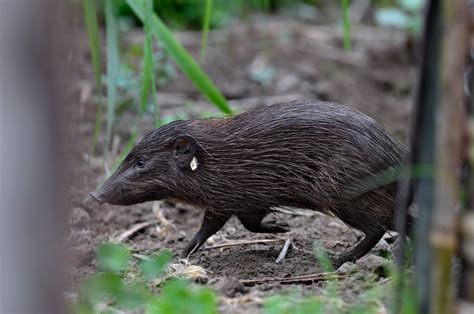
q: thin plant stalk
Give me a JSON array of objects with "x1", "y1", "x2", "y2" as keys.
[
  {"x1": 340, "y1": 0, "x2": 352, "y2": 51},
  {"x1": 105, "y1": 0, "x2": 119, "y2": 158},
  {"x1": 140, "y1": 0, "x2": 160, "y2": 127},
  {"x1": 83, "y1": 0, "x2": 103, "y2": 151},
  {"x1": 126, "y1": 0, "x2": 232, "y2": 115},
  {"x1": 201, "y1": 0, "x2": 213, "y2": 63}
]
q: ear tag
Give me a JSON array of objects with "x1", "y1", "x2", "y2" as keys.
[{"x1": 190, "y1": 157, "x2": 199, "y2": 171}]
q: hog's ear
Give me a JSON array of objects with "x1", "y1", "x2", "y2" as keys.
[{"x1": 173, "y1": 135, "x2": 198, "y2": 169}]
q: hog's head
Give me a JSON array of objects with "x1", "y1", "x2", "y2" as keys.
[{"x1": 91, "y1": 122, "x2": 200, "y2": 206}]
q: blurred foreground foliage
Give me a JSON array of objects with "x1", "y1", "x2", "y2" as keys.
[
  {"x1": 113, "y1": 0, "x2": 325, "y2": 29},
  {"x1": 73, "y1": 243, "x2": 217, "y2": 314},
  {"x1": 374, "y1": 0, "x2": 425, "y2": 33},
  {"x1": 73, "y1": 243, "x2": 415, "y2": 314}
]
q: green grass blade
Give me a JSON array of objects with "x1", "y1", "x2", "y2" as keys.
[
  {"x1": 83, "y1": 0, "x2": 103, "y2": 151},
  {"x1": 126, "y1": 0, "x2": 232, "y2": 115},
  {"x1": 92, "y1": 107, "x2": 103, "y2": 152},
  {"x1": 340, "y1": 0, "x2": 352, "y2": 51},
  {"x1": 252, "y1": 0, "x2": 270, "y2": 12},
  {"x1": 143, "y1": 0, "x2": 160, "y2": 126},
  {"x1": 113, "y1": 131, "x2": 137, "y2": 171},
  {"x1": 200, "y1": 0, "x2": 213, "y2": 63},
  {"x1": 139, "y1": 0, "x2": 153, "y2": 116},
  {"x1": 105, "y1": 0, "x2": 120, "y2": 150},
  {"x1": 262, "y1": 0, "x2": 270, "y2": 12},
  {"x1": 140, "y1": 37, "x2": 152, "y2": 115},
  {"x1": 83, "y1": 0, "x2": 102, "y2": 92}
]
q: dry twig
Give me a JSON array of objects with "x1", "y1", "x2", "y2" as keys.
[
  {"x1": 116, "y1": 220, "x2": 158, "y2": 242},
  {"x1": 152, "y1": 201, "x2": 177, "y2": 236},
  {"x1": 274, "y1": 207, "x2": 323, "y2": 217},
  {"x1": 240, "y1": 271, "x2": 348, "y2": 286},
  {"x1": 221, "y1": 295, "x2": 264, "y2": 306},
  {"x1": 204, "y1": 238, "x2": 286, "y2": 251},
  {"x1": 275, "y1": 238, "x2": 292, "y2": 264}
]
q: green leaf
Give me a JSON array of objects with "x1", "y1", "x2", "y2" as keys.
[
  {"x1": 407, "y1": 14, "x2": 423, "y2": 34},
  {"x1": 200, "y1": 0, "x2": 213, "y2": 63},
  {"x1": 263, "y1": 295, "x2": 325, "y2": 314},
  {"x1": 146, "y1": 279, "x2": 217, "y2": 314},
  {"x1": 81, "y1": 272, "x2": 123, "y2": 303},
  {"x1": 140, "y1": 250, "x2": 173, "y2": 280},
  {"x1": 191, "y1": 288, "x2": 217, "y2": 314},
  {"x1": 105, "y1": 0, "x2": 120, "y2": 149},
  {"x1": 126, "y1": 0, "x2": 232, "y2": 115},
  {"x1": 263, "y1": 296, "x2": 292, "y2": 314},
  {"x1": 375, "y1": 8, "x2": 410, "y2": 29},
  {"x1": 313, "y1": 242, "x2": 334, "y2": 273},
  {"x1": 252, "y1": 0, "x2": 270, "y2": 12},
  {"x1": 82, "y1": 0, "x2": 103, "y2": 151},
  {"x1": 398, "y1": 0, "x2": 424, "y2": 12},
  {"x1": 116, "y1": 283, "x2": 152, "y2": 309},
  {"x1": 97, "y1": 243, "x2": 130, "y2": 272},
  {"x1": 71, "y1": 301, "x2": 94, "y2": 314},
  {"x1": 262, "y1": 0, "x2": 271, "y2": 12},
  {"x1": 340, "y1": 0, "x2": 352, "y2": 51}
]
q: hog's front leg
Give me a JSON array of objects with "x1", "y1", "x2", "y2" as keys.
[{"x1": 181, "y1": 211, "x2": 231, "y2": 258}]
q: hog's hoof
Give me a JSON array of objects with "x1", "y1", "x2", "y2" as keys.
[{"x1": 262, "y1": 218, "x2": 290, "y2": 233}]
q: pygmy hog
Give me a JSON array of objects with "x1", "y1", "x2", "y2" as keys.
[{"x1": 91, "y1": 100, "x2": 415, "y2": 266}]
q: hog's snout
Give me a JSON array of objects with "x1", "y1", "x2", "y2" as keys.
[{"x1": 90, "y1": 190, "x2": 105, "y2": 205}]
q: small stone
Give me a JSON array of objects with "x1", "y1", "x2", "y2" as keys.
[
  {"x1": 207, "y1": 235, "x2": 216, "y2": 245},
  {"x1": 314, "y1": 81, "x2": 331, "y2": 99},
  {"x1": 177, "y1": 231, "x2": 186, "y2": 240},
  {"x1": 337, "y1": 261, "x2": 357, "y2": 273},
  {"x1": 69, "y1": 207, "x2": 90, "y2": 229},
  {"x1": 192, "y1": 276, "x2": 209, "y2": 284},
  {"x1": 68, "y1": 229, "x2": 92, "y2": 246},
  {"x1": 275, "y1": 74, "x2": 299, "y2": 93},
  {"x1": 383, "y1": 232, "x2": 399, "y2": 244},
  {"x1": 63, "y1": 291, "x2": 78, "y2": 302},
  {"x1": 103, "y1": 210, "x2": 114, "y2": 223},
  {"x1": 225, "y1": 227, "x2": 237, "y2": 235},
  {"x1": 215, "y1": 277, "x2": 245, "y2": 298},
  {"x1": 372, "y1": 238, "x2": 392, "y2": 256},
  {"x1": 70, "y1": 243, "x2": 94, "y2": 268},
  {"x1": 356, "y1": 254, "x2": 392, "y2": 277}
]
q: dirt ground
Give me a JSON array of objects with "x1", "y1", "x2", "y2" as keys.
[{"x1": 66, "y1": 15, "x2": 415, "y2": 312}]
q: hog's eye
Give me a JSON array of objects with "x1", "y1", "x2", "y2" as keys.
[{"x1": 135, "y1": 159, "x2": 146, "y2": 169}]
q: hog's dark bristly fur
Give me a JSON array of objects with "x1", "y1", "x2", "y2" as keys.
[{"x1": 92, "y1": 100, "x2": 415, "y2": 267}]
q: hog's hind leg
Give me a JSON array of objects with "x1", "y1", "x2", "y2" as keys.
[
  {"x1": 237, "y1": 212, "x2": 290, "y2": 233},
  {"x1": 332, "y1": 226, "x2": 386, "y2": 268}
]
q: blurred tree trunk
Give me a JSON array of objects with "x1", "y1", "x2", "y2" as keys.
[
  {"x1": 408, "y1": 0, "x2": 441, "y2": 311},
  {"x1": 0, "y1": 0, "x2": 68, "y2": 313},
  {"x1": 408, "y1": 0, "x2": 471, "y2": 312},
  {"x1": 461, "y1": 4, "x2": 474, "y2": 307},
  {"x1": 431, "y1": 0, "x2": 470, "y2": 313}
]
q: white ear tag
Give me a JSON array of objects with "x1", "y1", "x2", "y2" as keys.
[{"x1": 190, "y1": 157, "x2": 199, "y2": 171}]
